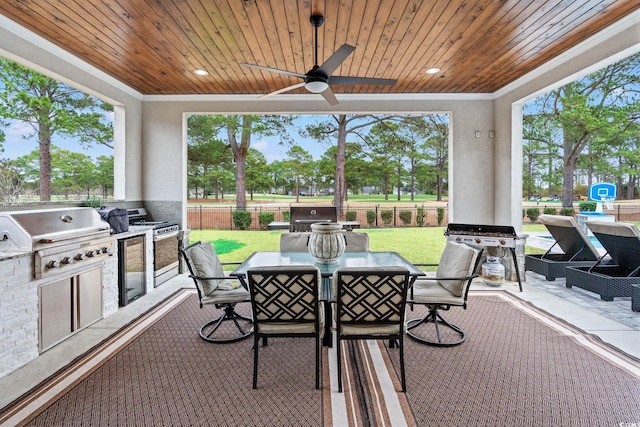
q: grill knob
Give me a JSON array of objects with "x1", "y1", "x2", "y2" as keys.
[
  {"x1": 46, "y1": 260, "x2": 58, "y2": 269},
  {"x1": 86, "y1": 250, "x2": 95, "y2": 257},
  {"x1": 61, "y1": 257, "x2": 71, "y2": 265},
  {"x1": 74, "y1": 253, "x2": 84, "y2": 261},
  {"x1": 101, "y1": 247, "x2": 109, "y2": 254}
]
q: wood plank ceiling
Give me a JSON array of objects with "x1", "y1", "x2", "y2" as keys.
[{"x1": 2, "y1": 0, "x2": 639, "y2": 96}]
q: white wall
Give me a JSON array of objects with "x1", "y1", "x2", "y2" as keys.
[{"x1": 141, "y1": 96, "x2": 495, "y2": 226}]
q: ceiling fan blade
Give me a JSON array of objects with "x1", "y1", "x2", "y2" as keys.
[
  {"x1": 259, "y1": 82, "x2": 306, "y2": 98},
  {"x1": 317, "y1": 44, "x2": 355, "y2": 76},
  {"x1": 240, "y1": 63, "x2": 306, "y2": 79},
  {"x1": 329, "y1": 75, "x2": 397, "y2": 85},
  {"x1": 320, "y1": 87, "x2": 339, "y2": 105}
]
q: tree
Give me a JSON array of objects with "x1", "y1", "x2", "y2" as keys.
[
  {"x1": 0, "y1": 58, "x2": 113, "y2": 200},
  {"x1": 285, "y1": 145, "x2": 313, "y2": 202},
  {"x1": 304, "y1": 114, "x2": 398, "y2": 215},
  {"x1": 187, "y1": 115, "x2": 295, "y2": 209},
  {"x1": 50, "y1": 149, "x2": 96, "y2": 199},
  {"x1": 365, "y1": 121, "x2": 407, "y2": 200},
  {"x1": 0, "y1": 159, "x2": 23, "y2": 202},
  {"x1": 95, "y1": 155, "x2": 114, "y2": 197},
  {"x1": 523, "y1": 53, "x2": 640, "y2": 206},
  {"x1": 187, "y1": 115, "x2": 233, "y2": 199},
  {"x1": 245, "y1": 148, "x2": 272, "y2": 199}
]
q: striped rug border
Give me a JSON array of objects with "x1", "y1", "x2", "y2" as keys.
[{"x1": 0, "y1": 290, "x2": 193, "y2": 427}]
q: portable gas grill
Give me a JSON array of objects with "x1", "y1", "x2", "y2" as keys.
[{"x1": 445, "y1": 223, "x2": 523, "y2": 291}]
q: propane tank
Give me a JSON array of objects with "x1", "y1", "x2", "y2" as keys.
[{"x1": 481, "y1": 256, "x2": 505, "y2": 286}]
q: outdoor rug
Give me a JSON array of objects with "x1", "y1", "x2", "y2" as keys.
[{"x1": 2, "y1": 290, "x2": 640, "y2": 426}]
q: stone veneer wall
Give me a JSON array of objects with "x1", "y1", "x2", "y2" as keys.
[{"x1": 0, "y1": 252, "x2": 118, "y2": 378}]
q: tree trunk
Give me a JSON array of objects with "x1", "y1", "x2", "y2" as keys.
[
  {"x1": 228, "y1": 116, "x2": 251, "y2": 210},
  {"x1": 38, "y1": 123, "x2": 52, "y2": 201},
  {"x1": 334, "y1": 115, "x2": 347, "y2": 216}
]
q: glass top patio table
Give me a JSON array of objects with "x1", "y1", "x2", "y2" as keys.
[{"x1": 230, "y1": 251, "x2": 425, "y2": 300}]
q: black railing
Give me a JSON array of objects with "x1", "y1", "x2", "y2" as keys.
[
  {"x1": 186, "y1": 205, "x2": 450, "y2": 230},
  {"x1": 186, "y1": 203, "x2": 640, "y2": 231}
]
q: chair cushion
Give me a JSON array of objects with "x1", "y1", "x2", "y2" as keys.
[
  {"x1": 200, "y1": 285, "x2": 249, "y2": 305},
  {"x1": 343, "y1": 232, "x2": 369, "y2": 252},
  {"x1": 279, "y1": 233, "x2": 311, "y2": 251},
  {"x1": 411, "y1": 280, "x2": 465, "y2": 306},
  {"x1": 186, "y1": 243, "x2": 224, "y2": 295},
  {"x1": 340, "y1": 323, "x2": 400, "y2": 336},
  {"x1": 435, "y1": 241, "x2": 478, "y2": 297}
]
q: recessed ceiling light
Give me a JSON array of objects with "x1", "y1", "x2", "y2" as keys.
[
  {"x1": 194, "y1": 69, "x2": 209, "y2": 76},
  {"x1": 425, "y1": 67, "x2": 440, "y2": 74}
]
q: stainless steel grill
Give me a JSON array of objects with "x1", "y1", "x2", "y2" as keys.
[
  {"x1": 289, "y1": 206, "x2": 337, "y2": 232},
  {"x1": 0, "y1": 207, "x2": 114, "y2": 279}
]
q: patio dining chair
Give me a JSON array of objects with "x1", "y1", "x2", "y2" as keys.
[
  {"x1": 180, "y1": 241, "x2": 253, "y2": 343},
  {"x1": 247, "y1": 265, "x2": 323, "y2": 389},
  {"x1": 406, "y1": 241, "x2": 481, "y2": 347},
  {"x1": 333, "y1": 267, "x2": 410, "y2": 392},
  {"x1": 279, "y1": 231, "x2": 369, "y2": 252}
]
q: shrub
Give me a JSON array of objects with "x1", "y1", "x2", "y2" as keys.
[
  {"x1": 543, "y1": 207, "x2": 557, "y2": 215},
  {"x1": 282, "y1": 210, "x2": 290, "y2": 221},
  {"x1": 345, "y1": 210, "x2": 357, "y2": 221},
  {"x1": 258, "y1": 212, "x2": 274, "y2": 230},
  {"x1": 232, "y1": 210, "x2": 252, "y2": 230},
  {"x1": 380, "y1": 210, "x2": 393, "y2": 225},
  {"x1": 560, "y1": 207, "x2": 575, "y2": 216},
  {"x1": 437, "y1": 207, "x2": 445, "y2": 226},
  {"x1": 416, "y1": 208, "x2": 426, "y2": 227},
  {"x1": 526, "y1": 207, "x2": 540, "y2": 223},
  {"x1": 399, "y1": 210, "x2": 412, "y2": 225},
  {"x1": 579, "y1": 201, "x2": 597, "y2": 212},
  {"x1": 366, "y1": 210, "x2": 376, "y2": 226}
]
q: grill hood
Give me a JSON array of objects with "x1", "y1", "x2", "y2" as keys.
[{"x1": 0, "y1": 207, "x2": 111, "y2": 252}]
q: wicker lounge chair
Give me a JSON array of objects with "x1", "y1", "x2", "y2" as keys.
[
  {"x1": 565, "y1": 221, "x2": 640, "y2": 302},
  {"x1": 525, "y1": 214, "x2": 600, "y2": 280}
]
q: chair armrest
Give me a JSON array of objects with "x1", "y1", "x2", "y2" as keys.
[
  {"x1": 413, "y1": 273, "x2": 478, "y2": 282},
  {"x1": 189, "y1": 274, "x2": 233, "y2": 281}
]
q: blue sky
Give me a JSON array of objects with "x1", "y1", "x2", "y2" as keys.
[
  {"x1": 2, "y1": 119, "x2": 114, "y2": 160},
  {"x1": 1, "y1": 115, "x2": 331, "y2": 162}
]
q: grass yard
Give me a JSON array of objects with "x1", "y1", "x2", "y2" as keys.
[{"x1": 187, "y1": 225, "x2": 549, "y2": 268}]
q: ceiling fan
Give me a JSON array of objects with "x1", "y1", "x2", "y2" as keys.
[{"x1": 240, "y1": 14, "x2": 396, "y2": 105}]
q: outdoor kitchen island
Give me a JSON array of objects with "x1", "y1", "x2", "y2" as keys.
[{"x1": 0, "y1": 208, "x2": 162, "y2": 379}]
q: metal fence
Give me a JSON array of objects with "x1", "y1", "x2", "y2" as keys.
[
  {"x1": 186, "y1": 205, "x2": 449, "y2": 230},
  {"x1": 187, "y1": 202, "x2": 640, "y2": 231}
]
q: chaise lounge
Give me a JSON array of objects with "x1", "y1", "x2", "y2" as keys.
[
  {"x1": 565, "y1": 221, "x2": 640, "y2": 302},
  {"x1": 525, "y1": 214, "x2": 600, "y2": 281}
]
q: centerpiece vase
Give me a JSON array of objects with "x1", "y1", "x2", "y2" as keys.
[{"x1": 308, "y1": 222, "x2": 346, "y2": 264}]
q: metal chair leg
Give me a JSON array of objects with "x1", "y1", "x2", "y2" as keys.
[
  {"x1": 406, "y1": 306, "x2": 466, "y2": 347},
  {"x1": 199, "y1": 303, "x2": 253, "y2": 344}
]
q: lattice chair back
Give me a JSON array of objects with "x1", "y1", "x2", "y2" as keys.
[
  {"x1": 333, "y1": 267, "x2": 410, "y2": 392},
  {"x1": 247, "y1": 265, "x2": 323, "y2": 389}
]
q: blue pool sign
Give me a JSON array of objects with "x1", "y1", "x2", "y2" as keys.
[{"x1": 588, "y1": 183, "x2": 617, "y2": 201}]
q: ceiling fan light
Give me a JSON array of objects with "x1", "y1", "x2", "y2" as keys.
[{"x1": 306, "y1": 81, "x2": 329, "y2": 93}]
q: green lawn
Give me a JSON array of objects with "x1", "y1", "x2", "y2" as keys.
[{"x1": 188, "y1": 224, "x2": 546, "y2": 268}]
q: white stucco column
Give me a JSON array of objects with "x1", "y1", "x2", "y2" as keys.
[{"x1": 448, "y1": 99, "x2": 495, "y2": 224}]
